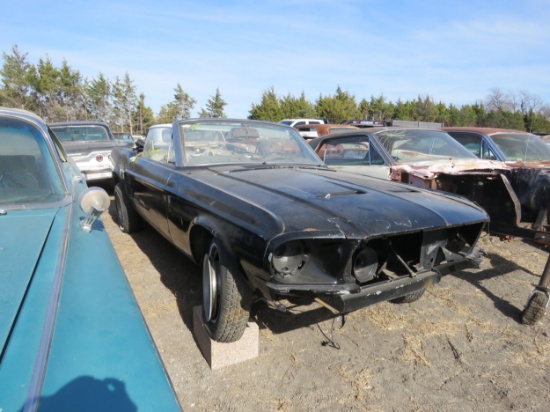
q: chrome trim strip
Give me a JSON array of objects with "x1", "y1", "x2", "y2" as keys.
[{"x1": 22, "y1": 203, "x2": 72, "y2": 412}]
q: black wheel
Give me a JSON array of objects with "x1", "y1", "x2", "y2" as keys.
[
  {"x1": 390, "y1": 288, "x2": 426, "y2": 304},
  {"x1": 202, "y1": 239, "x2": 251, "y2": 342},
  {"x1": 114, "y1": 183, "x2": 142, "y2": 234},
  {"x1": 521, "y1": 290, "x2": 549, "y2": 325}
]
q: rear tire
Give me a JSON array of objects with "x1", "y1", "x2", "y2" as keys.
[
  {"x1": 202, "y1": 239, "x2": 251, "y2": 342},
  {"x1": 114, "y1": 183, "x2": 142, "y2": 234}
]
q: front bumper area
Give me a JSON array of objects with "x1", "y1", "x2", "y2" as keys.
[
  {"x1": 267, "y1": 258, "x2": 475, "y2": 314},
  {"x1": 324, "y1": 270, "x2": 440, "y2": 313}
]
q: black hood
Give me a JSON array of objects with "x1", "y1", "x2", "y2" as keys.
[{"x1": 180, "y1": 165, "x2": 489, "y2": 240}]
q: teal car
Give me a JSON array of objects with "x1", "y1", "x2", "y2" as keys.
[{"x1": 0, "y1": 108, "x2": 180, "y2": 411}]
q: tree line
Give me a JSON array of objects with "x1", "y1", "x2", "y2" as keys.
[{"x1": 2, "y1": 45, "x2": 549, "y2": 134}]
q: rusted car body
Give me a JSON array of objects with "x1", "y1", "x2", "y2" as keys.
[
  {"x1": 308, "y1": 127, "x2": 533, "y2": 240},
  {"x1": 294, "y1": 124, "x2": 358, "y2": 140},
  {"x1": 445, "y1": 127, "x2": 550, "y2": 237},
  {"x1": 310, "y1": 127, "x2": 550, "y2": 324},
  {"x1": 111, "y1": 119, "x2": 489, "y2": 342},
  {"x1": 444, "y1": 127, "x2": 550, "y2": 324}
]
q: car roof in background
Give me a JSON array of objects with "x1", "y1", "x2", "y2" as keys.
[{"x1": 444, "y1": 127, "x2": 533, "y2": 135}]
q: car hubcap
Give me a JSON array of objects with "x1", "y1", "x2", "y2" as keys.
[{"x1": 203, "y1": 244, "x2": 219, "y2": 322}]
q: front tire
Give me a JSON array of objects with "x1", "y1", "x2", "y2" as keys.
[
  {"x1": 114, "y1": 183, "x2": 142, "y2": 234},
  {"x1": 202, "y1": 239, "x2": 251, "y2": 342}
]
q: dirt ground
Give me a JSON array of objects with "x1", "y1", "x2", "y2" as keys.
[{"x1": 102, "y1": 200, "x2": 550, "y2": 412}]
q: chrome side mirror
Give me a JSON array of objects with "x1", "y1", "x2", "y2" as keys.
[{"x1": 79, "y1": 187, "x2": 110, "y2": 232}]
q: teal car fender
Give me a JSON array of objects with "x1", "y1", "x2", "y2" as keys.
[{"x1": 0, "y1": 108, "x2": 180, "y2": 411}]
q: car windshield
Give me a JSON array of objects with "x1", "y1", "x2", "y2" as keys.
[
  {"x1": 490, "y1": 133, "x2": 550, "y2": 162},
  {"x1": 179, "y1": 121, "x2": 322, "y2": 166},
  {"x1": 0, "y1": 117, "x2": 66, "y2": 205},
  {"x1": 114, "y1": 132, "x2": 133, "y2": 141},
  {"x1": 50, "y1": 125, "x2": 110, "y2": 142},
  {"x1": 375, "y1": 129, "x2": 477, "y2": 163},
  {"x1": 147, "y1": 127, "x2": 171, "y2": 144}
]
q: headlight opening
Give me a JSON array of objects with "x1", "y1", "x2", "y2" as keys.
[
  {"x1": 272, "y1": 241, "x2": 306, "y2": 276},
  {"x1": 352, "y1": 247, "x2": 379, "y2": 283}
]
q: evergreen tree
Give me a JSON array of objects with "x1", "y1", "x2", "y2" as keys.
[
  {"x1": 279, "y1": 91, "x2": 315, "y2": 119},
  {"x1": 315, "y1": 86, "x2": 358, "y2": 123},
  {"x1": 173, "y1": 83, "x2": 196, "y2": 119},
  {"x1": 0, "y1": 45, "x2": 33, "y2": 109},
  {"x1": 86, "y1": 73, "x2": 111, "y2": 122},
  {"x1": 132, "y1": 93, "x2": 154, "y2": 135},
  {"x1": 249, "y1": 86, "x2": 283, "y2": 121},
  {"x1": 392, "y1": 99, "x2": 414, "y2": 121},
  {"x1": 112, "y1": 72, "x2": 138, "y2": 133},
  {"x1": 198, "y1": 88, "x2": 227, "y2": 118},
  {"x1": 156, "y1": 103, "x2": 177, "y2": 123},
  {"x1": 413, "y1": 95, "x2": 436, "y2": 122},
  {"x1": 27, "y1": 56, "x2": 60, "y2": 120},
  {"x1": 369, "y1": 94, "x2": 392, "y2": 122},
  {"x1": 57, "y1": 60, "x2": 85, "y2": 121}
]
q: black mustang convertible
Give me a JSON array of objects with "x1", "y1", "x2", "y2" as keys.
[{"x1": 112, "y1": 119, "x2": 489, "y2": 342}]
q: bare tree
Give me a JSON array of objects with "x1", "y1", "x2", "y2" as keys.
[
  {"x1": 485, "y1": 88, "x2": 513, "y2": 112},
  {"x1": 512, "y1": 90, "x2": 543, "y2": 115}
]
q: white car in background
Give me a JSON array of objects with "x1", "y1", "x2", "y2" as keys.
[{"x1": 278, "y1": 118, "x2": 326, "y2": 127}]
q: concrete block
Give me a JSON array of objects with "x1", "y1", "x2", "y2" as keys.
[{"x1": 193, "y1": 305, "x2": 259, "y2": 370}]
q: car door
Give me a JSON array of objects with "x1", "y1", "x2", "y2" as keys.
[
  {"x1": 446, "y1": 131, "x2": 500, "y2": 160},
  {"x1": 126, "y1": 133, "x2": 174, "y2": 239}
]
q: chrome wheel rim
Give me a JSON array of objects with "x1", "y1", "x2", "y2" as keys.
[{"x1": 203, "y1": 244, "x2": 219, "y2": 322}]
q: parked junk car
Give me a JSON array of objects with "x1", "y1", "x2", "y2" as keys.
[
  {"x1": 309, "y1": 127, "x2": 550, "y2": 324},
  {"x1": 278, "y1": 118, "x2": 326, "y2": 127},
  {"x1": 113, "y1": 131, "x2": 135, "y2": 142},
  {"x1": 308, "y1": 127, "x2": 529, "y2": 235},
  {"x1": 49, "y1": 121, "x2": 133, "y2": 183},
  {"x1": 444, "y1": 127, "x2": 550, "y2": 231},
  {"x1": 132, "y1": 134, "x2": 146, "y2": 147},
  {"x1": 142, "y1": 123, "x2": 172, "y2": 153},
  {"x1": 0, "y1": 108, "x2": 180, "y2": 411},
  {"x1": 294, "y1": 123, "x2": 359, "y2": 140},
  {"x1": 341, "y1": 120, "x2": 385, "y2": 127},
  {"x1": 444, "y1": 127, "x2": 550, "y2": 323},
  {"x1": 112, "y1": 118, "x2": 489, "y2": 343}
]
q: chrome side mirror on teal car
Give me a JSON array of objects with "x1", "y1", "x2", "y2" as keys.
[{"x1": 79, "y1": 187, "x2": 110, "y2": 232}]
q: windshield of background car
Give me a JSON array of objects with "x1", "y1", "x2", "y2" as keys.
[
  {"x1": 375, "y1": 129, "x2": 477, "y2": 163},
  {"x1": 179, "y1": 121, "x2": 322, "y2": 166},
  {"x1": 490, "y1": 133, "x2": 550, "y2": 162},
  {"x1": 0, "y1": 117, "x2": 66, "y2": 206},
  {"x1": 50, "y1": 125, "x2": 110, "y2": 142}
]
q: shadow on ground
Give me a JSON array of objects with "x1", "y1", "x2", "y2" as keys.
[
  {"x1": 106, "y1": 203, "x2": 339, "y2": 340},
  {"x1": 452, "y1": 244, "x2": 547, "y2": 322}
]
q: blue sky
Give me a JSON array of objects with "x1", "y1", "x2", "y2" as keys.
[{"x1": 1, "y1": 0, "x2": 549, "y2": 118}]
